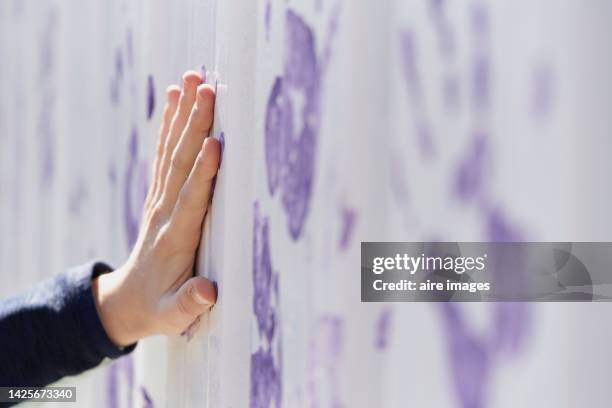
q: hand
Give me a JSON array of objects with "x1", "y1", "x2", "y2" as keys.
[{"x1": 93, "y1": 70, "x2": 220, "y2": 346}]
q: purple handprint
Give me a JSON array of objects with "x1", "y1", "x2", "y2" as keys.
[
  {"x1": 264, "y1": 9, "x2": 327, "y2": 240},
  {"x1": 251, "y1": 202, "x2": 283, "y2": 407}
]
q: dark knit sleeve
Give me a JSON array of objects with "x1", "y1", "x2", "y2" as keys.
[{"x1": 0, "y1": 261, "x2": 136, "y2": 388}]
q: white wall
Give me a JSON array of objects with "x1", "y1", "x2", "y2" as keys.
[{"x1": 2, "y1": 0, "x2": 612, "y2": 407}]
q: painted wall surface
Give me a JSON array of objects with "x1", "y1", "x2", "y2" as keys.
[{"x1": 2, "y1": 0, "x2": 612, "y2": 407}]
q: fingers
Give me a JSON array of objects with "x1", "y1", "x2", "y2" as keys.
[
  {"x1": 145, "y1": 85, "x2": 180, "y2": 213},
  {"x1": 173, "y1": 276, "x2": 217, "y2": 323},
  {"x1": 162, "y1": 84, "x2": 216, "y2": 210},
  {"x1": 169, "y1": 137, "x2": 221, "y2": 235},
  {"x1": 153, "y1": 71, "x2": 203, "y2": 207}
]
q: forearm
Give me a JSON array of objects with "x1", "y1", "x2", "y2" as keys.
[{"x1": 0, "y1": 261, "x2": 135, "y2": 387}]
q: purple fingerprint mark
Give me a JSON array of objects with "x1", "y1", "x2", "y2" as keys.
[
  {"x1": 265, "y1": 0, "x2": 272, "y2": 41},
  {"x1": 141, "y1": 386, "x2": 154, "y2": 408},
  {"x1": 123, "y1": 128, "x2": 148, "y2": 249},
  {"x1": 107, "y1": 356, "x2": 134, "y2": 408},
  {"x1": 264, "y1": 9, "x2": 327, "y2": 240},
  {"x1": 374, "y1": 307, "x2": 393, "y2": 351},
  {"x1": 146, "y1": 75, "x2": 155, "y2": 120},
  {"x1": 338, "y1": 206, "x2": 357, "y2": 251},
  {"x1": 308, "y1": 316, "x2": 344, "y2": 408},
  {"x1": 454, "y1": 131, "x2": 488, "y2": 202},
  {"x1": 251, "y1": 202, "x2": 282, "y2": 408}
]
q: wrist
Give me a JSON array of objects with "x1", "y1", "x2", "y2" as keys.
[{"x1": 92, "y1": 268, "x2": 146, "y2": 347}]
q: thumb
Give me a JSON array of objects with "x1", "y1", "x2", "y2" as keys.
[{"x1": 174, "y1": 276, "x2": 217, "y2": 321}]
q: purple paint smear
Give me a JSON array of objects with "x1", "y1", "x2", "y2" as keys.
[
  {"x1": 219, "y1": 131, "x2": 225, "y2": 166},
  {"x1": 107, "y1": 356, "x2": 134, "y2": 408},
  {"x1": 486, "y1": 209, "x2": 531, "y2": 354},
  {"x1": 471, "y1": 3, "x2": 489, "y2": 39},
  {"x1": 471, "y1": 55, "x2": 489, "y2": 112},
  {"x1": 440, "y1": 304, "x2": 490, "y2": 408},
  {"x1": 470, "y1": 3, "x2": 490, "y2": 114},
  {"x1": 264, "y1": 0, "x2": 272, "y2": 41},
  {"x1": 321, "y1": 3, "x2": 342, "y2": 71},
  {"x1": 429, "y1": 0, "x2": 456, "y2": 59},
  {"x1": 399, "y1": 30, "x2": 436, "y2": 158},
  {"x1": 251, "y1": 202, "x2": 282, "y2": 408},
  {"x1": 264, "y1": 9, "x2": 324, "y2": 240},
  {"x1": 398, "y1": 30, "x2": 423, "y2": 101},
  {"x1": 123, "y1": 128, "x2": 149, "y2": 249},
  {"x1": 308, "y1": 316, "x2": 343, "y2": 408},
  {"x1": 428, "y1": 0, "x2": 461, "y2": 112},
  {"x1": 486, "y1": 208, "x2": 521, "y2": 242},
  {"x1": 492, "y1": 297, "x2": 530, "y2": 355},
  {"x1": 141, "y1": 386, "x2": 154, "y2": 408},
  {"x1": 110, "y1": 48, "x2": 123, "y2": 105},
  {"x1": 146, "y1": 75, "x2": 155, "y2": 120},
  {"x1": 454, "y1": 131, "x2": 488, "y2": 202},
  {"x1": 375, "y1": 307, "x2": 393, "y2": 351},
  {"x1": 338, "y1": 206, "x2": 357, "y2": 251}
]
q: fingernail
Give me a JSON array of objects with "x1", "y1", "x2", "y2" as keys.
[
  {"x1": 192, "y1": 292, "x2": 210, "y2": 305},
  {"x1": 192, "y1": 288, "x2": 210, "y2": 305}
]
